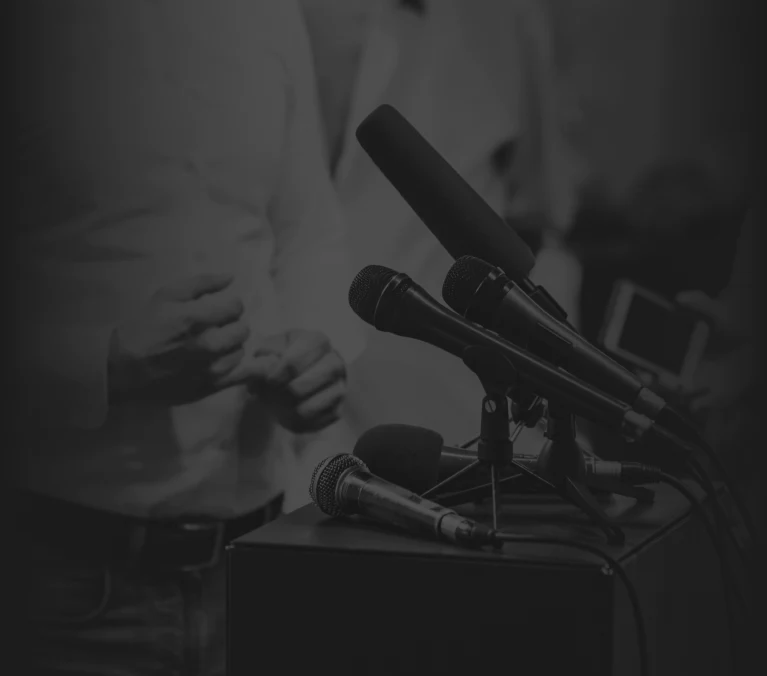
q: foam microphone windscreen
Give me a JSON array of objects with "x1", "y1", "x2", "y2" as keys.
[
  {"x1": 352, "y1": 424, "x2": 445, "y2": 495},
  {"x1": 356, "y1": 104, "x2": 536, "y2": 281}
]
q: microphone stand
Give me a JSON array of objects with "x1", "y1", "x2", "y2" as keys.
[
  {"x1": 539, "y1": 403, "x2": 656, "y2": 506},
  {"x1": 535, "y1": 402, "x2": 656, "y2": 545},
  {"x1": 420, "y1": 346, "x2": 654, "y2": 545}
]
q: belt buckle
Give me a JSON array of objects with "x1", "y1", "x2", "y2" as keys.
[
  {"x1": 176, "y1": 520, "x2": 225, "y2": 572},
  {"x1": 132, "y1": 519, "x2": 226, "y2": 573}
]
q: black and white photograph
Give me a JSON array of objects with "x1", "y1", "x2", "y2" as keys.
[{"x1": 10, "y1": 1, "x2": 764, "y2": 674}]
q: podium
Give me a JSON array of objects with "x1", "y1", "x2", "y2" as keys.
[{"x1": 227, "y1": 483, "x2": 730, "y2": 676}]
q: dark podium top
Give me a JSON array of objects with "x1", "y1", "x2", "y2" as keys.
[{"x1": 228, "y1": 483, "x2": 730, "y2": 676}]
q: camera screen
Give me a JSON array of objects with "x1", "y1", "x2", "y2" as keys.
[{"x1": 617, "y1": 293, "x2": 696, "y2": 375}]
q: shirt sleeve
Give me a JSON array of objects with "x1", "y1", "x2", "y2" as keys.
[
  {"x1": 506, "y1": 0, "x2": 584, "y2": 234},
  {"x1": 13, "y1": 318, "x2": 115, "y2": 431},
  {"x1": 13, "y1": 1, "x2": 130, "y2": 430},
  {"x1": 268, "y1": 4, "x2": 366, "y2": 365}
]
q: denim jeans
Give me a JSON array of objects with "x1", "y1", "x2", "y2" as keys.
[{"x1": 23, "y1": 510, "x2": 280, "y2": 676}]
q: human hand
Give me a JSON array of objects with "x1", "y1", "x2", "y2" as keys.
[
  {"x1": 249, "y1": 329, "x2": 347, "y2": 434},
  {"x1": 108, "y1": 273, "x2": 251, "y2": 405},
  {"x1": 675, "y1": 290, "x2": 757, "y2": 413}
]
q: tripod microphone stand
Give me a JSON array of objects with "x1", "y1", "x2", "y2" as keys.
[{"x1": 420, "y1": 346, "x2": 655, "y2": 545}]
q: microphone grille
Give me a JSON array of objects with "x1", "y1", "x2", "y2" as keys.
[
  {"x1": 309, "y1": 453, "x2": 368, "y2": 517},
  {"x1": 348, "y1": 265, "x2": 398, "y2": 324},
  {"x1": 442, "y1": 256, "x2": 495, "y2": 314}
]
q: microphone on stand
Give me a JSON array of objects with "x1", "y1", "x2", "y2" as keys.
[
  {"x1": 356, "y1": 105, "x2": 539, "y2": 301},
  {"x1": 442, "y1": 256, "x2": 665, "y2": 417},
  {"x1": 355, "y1": 104, "x2": 698, "y2": 437},
  {"x1": 347, "y1": 264, "x2": 696, "y2": 460},
  {"x1": 309, "y1": 453, "x2": 496, "y2": 548},
  {"x1": 352, "y1": 423, "x2": 663, "y2": 495}
]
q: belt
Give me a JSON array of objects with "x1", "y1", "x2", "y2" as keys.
[{"x1": 17, "y1": 491, "x2": 284, "y2": 573}]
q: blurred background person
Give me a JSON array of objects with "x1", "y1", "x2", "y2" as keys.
[
  {"x1": 676, "y1": 209, "x2": 765, "y2": 476},
  {"x1": 565, "y1": 156, "x2": 750, "y2": 461},
  {"x1": 286, "y1": 0, "x2": 586, "y2": 508},
  {"x1": 14, "y1": 1, "x2": 362, "y2": 674}
]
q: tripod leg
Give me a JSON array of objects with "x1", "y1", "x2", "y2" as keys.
[
  {"x1": 490, "y1": 463, "x2": 501, "y2": 530},
  {"x1": 420, "y1": 460, "x2": 482, "y2": 499},
  {"x1": 432, "y1": 473, "x2": 526, "y2": 507},
  {"x1": 562, "y1": 478, "x2": 626, "y2": 545},
  {"x1": 585, "y1": 476, "x2": 656, "y2": 504}
]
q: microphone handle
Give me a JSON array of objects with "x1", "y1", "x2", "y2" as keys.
[
  {"x1": 518, "y1": 277, "x2": 572, "y2": 328},
  {"x1": 337, "y1": 467, "x2": 494, "y2": 547}
]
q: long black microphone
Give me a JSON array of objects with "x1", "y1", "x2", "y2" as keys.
[
  {"x1": 356, "y1": 105, "x2": 702, "y2": 441},
  {"x1": 355, "y1": 104, "x2": 568, "y2": 322},
  {"x1": 353, "y1": 424, "x2": 663, "y2": 494},
  {"x1": 442, "y1": 256, "x2": 667, "y2": 419},
  {"x1": 308, "y1": 453, "x2": 496, "y2": 547},
  {"x1": 348, "y1": 264, "x2": 684, "y2": 447}
]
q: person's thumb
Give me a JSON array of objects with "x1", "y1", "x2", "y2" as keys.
[
  {"x1": 217, "y1": 353, "x2": 281, "y2": 391},
  {"x1": 676, "y1": 290, "x2": 723, "y2": 320}
]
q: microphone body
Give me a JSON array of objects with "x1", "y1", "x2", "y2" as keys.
[
  {"x1": 443, "y1": 258, "x2": 665, "y2": 419},
  {"x1": 309, "y1": 453, "x2": 495, "y2": 547},
  {"x1": 354, "y1": 267, "x2": 650, "y2": 436},
  {"x1": 355, "y1": 105, "x2": 569, "y2": 322},
  {"x1": 356, "y1": 106, "x2": 684, "y2": 429},
  {"x1": 352, "y1": 423, "x2": 662, "y2": 495}
]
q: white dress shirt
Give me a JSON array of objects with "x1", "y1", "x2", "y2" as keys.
[
  {"x1": 288, "y1": 0, "x2": 584, "y2": 503},
  {"x1": 12, "y1": 0, "x2": 363, "y2": 518}
]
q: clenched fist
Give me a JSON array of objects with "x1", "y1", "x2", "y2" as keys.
[
  {"x1": 108, "y1": 273, "x2": 251, "y2": 405},
  {"x1": 250, "y1": 329, "x2": 347, "y2": 433}
]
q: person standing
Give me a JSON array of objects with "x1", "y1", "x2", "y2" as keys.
[
  {"x1": 14, "y1": 1, "x2": 363, "y2": 674},
  {"x1": 288, "y1": 0, "x2": 584, "y2": 504}
]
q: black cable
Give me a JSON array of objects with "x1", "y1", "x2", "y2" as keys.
[
  {"x1": 685, "y1": 455, "x2": 753, "y2": 571},
  {"x1": 665, "y1": 409, "x2": 756, "y2": 541},
  {"x1": 659, "y1": 473, "x2": 744, "y2": 675},
  {"x1": 493, "y1": 531, "x2": 648, "y2": 676}
]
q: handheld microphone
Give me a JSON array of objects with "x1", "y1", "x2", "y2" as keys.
[
  {"x1": 442, "y1": 256, "x2": 666, "y2": 419},
  {"x1": 355, "y1": 105, "x2": 701, "y2": 443},
  {"x1": 353, "y1": 424, "x2": 663, "y2": 494},
  {"x1": 348, "y1": 264, "x2": 661, "y2": 440},
  {"x1": 308, "y1": 453, "x2": 496, "y2": 548},
  {"x1": 355, "y1": 104, "x2": 567, "y2": 322}
]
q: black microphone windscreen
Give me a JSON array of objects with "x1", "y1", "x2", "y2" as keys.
[
  {"x1": 356, "y1": 104, "x2": 536, "y2": 280},
  {"x1": 348, "y1": 265, "x2": 397, "y2": 323},
  {"x1": 353, "y1": 424, "x2": 444, "y2": 495},
  {"x1": 442, "y1": 256, "x2": 497, "y2": 315}
]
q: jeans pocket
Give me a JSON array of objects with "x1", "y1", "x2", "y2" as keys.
[{"x1": 25, "y1": 547, "x2": 114, "y2": 626}]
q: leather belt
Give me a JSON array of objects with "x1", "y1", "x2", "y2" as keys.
[{"x1": 17, "y1": 491, "x2": 284, "y2": 573}]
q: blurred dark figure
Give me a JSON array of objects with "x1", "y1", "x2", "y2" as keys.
[
  {"x1": 570, "y1": 160, "x2": 744, "y2": 346},
  {"x1": 13, "y1": 2, "x2": 362, "y2": 674},
  {"x1": 568, "y1": 160, "x2": 746, "y2": 460},
  {"x1": 290, "y1": 0, "x2": 584, "y2": 488}
]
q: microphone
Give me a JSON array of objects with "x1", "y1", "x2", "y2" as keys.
[
  {"x1": 308, "y1": 453, "x2": 496, "y2": 548},
  {"x1": 348, "y1": 264, "x2": 663, "y2": 440},
  {"x1": 442, "y1": 256, "x2": 666, "y2": 419},
  {"x1": 355, "y1": 104, "x2": 567, "y2": 321},
  {"x1": 353, "y1": 424, "x2": 663, "y2": 494}
]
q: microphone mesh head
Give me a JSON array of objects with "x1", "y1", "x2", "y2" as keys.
[
  {"x1": 348, "y1": 265, "x2": 398, "y2": 324},
  {"x1": 309, "y1": 453, "x2": 368, "y2": 517},
  {"x1": 442, "y1": 256, "x2": 496, "y2": 314}
]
